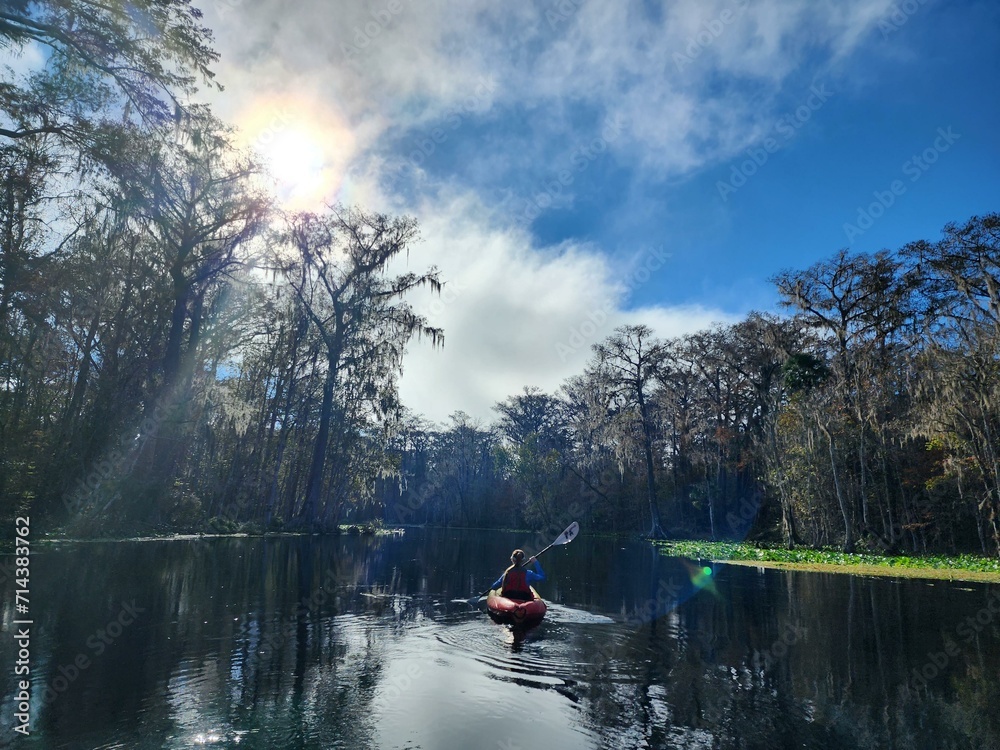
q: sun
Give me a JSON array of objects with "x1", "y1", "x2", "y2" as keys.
[
  {"x1": 257, "y1": 127, "x2": 329, "y2": 207},
  {"x1": 236, "y1": 96, "x2": 357, "y2": 210}
]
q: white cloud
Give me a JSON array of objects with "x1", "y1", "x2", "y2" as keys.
[
  {"x1": 208, "y1": 0, "x2": 897, "y2": 184},
  {"x1": 395, "y1": 190, "x2": 734, "y2": 422},
  {"x1": 624, "y1": 304, "x2": 737, "y2": 339},
  {"x1": 0, "y1": 40, "x2": 46, "y2": 79},
  {"x1": 200, "y1": 0, "x2": 899, "y2": 422},
  {"x1": 515, "y1": 0, "x2": 898, "y2": 174}
]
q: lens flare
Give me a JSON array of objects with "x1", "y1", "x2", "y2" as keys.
[
  {"x1": 681, "y1": 559, "x2": 720, "y2": 598},
  {"x1": 235, "y1": 95, "x2": 356, "y2": 210}
]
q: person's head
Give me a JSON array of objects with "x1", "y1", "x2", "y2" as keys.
[{"x1": 510, "y1": 549, "x2": 525, "y2": 565}]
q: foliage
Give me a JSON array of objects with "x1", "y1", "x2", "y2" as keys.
[
  {"x1": 0, "y1": 0, "x2": 219, "y2": 143},
  {"x1": 654, "y1": 539, "x2": 1000, "y2": 576},
  {"x1": 0, "y1": 2, "x2": 998, "y2": 555}
]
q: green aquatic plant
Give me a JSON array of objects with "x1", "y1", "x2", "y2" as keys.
[{"x1": 655, "y1": 540, "x2": 1000, "y2": 575}]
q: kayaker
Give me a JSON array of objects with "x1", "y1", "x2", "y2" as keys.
[{"x1": 491, "y1": 549, "x2": 545, "y2": 601}]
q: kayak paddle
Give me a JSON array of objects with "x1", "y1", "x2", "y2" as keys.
[
  {"x1": 534, "y1": 520, "x2": 580, "y2": 557},
  {"x1": 468, "y1": 521, "x2": 580, "y2": 602}
]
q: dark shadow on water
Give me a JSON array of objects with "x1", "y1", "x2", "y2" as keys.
[{"x1": 0, "y1": 529, "x2": 997, "y2": 749}]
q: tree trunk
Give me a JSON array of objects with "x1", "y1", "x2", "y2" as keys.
[
  {"x1": 300, "y1": 356, "x2": 337, "y2": 525},
  {"x1": 638, "y1": 392, "x2": 665, "y2": 538},
  {"x1": 163, "y1": 265, "x2": 189, "y2": 391},
  {"x1": 820, "y1": 421, "x2": 853, "y2": 552},
  {"x1": 779, "y1": 489, "x2": 798, "y2": 549}
]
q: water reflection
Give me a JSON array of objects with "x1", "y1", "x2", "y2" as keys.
[{"x1": 0, "y1": 530, "x2": 997, "y2": 749}]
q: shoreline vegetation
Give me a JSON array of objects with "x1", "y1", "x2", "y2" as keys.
[
  {"x1": 19, "y1": 523, "x2": 397, "y2": 548},
  {"x1": 18, "y1": 527, "x2": 1000, "y2": 585},
  {"x1": 655, "y1": 540, "x2": 1000, "y2": 583},
  {"x1": 2, "y1": 5, "x2": 1000, "y2": 565},
  {"x1": 25, "y1": 523, "x2": 574, "y2": 546}
]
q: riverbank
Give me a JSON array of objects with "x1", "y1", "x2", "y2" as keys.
[
  {"x1": 4, "y1": 524, "x2": 401, "y2": 550},
  {"x1": 654, "y1": 540, "x2": 1000, "y2": 584}
]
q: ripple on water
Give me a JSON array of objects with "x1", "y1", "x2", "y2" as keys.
[
  {"x1": 429, "y1": 609, "x2": 639, "y2": 709},
  {"x1": 544, "y1": 603, "x2": 617, "y2": 625}
]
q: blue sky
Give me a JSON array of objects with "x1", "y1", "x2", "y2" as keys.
[
  {"x1": 201, "y1": 0, "x2": 1000, "y2": 419},
  {"x1": 365, "y1": 0, "x2": 999, "y2": 313}
]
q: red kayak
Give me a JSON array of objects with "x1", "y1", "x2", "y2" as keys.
[{"x1": 486, "y1": 586, "x2": 547, "y2": 627}]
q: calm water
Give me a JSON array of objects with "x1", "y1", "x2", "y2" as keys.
[{"x1": 1, "y1": 529, "x2": 999, "y2": 749}]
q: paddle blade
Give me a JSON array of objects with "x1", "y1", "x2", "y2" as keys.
[{"x1": 553, "y1": 521, "x2": 580, "y2": 546}]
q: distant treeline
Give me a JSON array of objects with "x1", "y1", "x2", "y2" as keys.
[
  {"x1": 1, "y1": 3, "x2": 998, "y2": 555},
  {"x1": 382, "y1": 218, "x2": 1000, "y2": 558}
]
